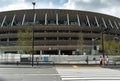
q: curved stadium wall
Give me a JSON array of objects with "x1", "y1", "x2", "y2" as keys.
[{"x1": 0, "y1": 9, "x2": 120, "y2": 55}]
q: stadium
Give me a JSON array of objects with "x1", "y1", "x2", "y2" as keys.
[{"x1": 0, "y1": 9, "x2": 120, "y2": 55}]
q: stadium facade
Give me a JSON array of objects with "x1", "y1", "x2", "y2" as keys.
[{"x1": 0, "y1": 9, "x2": 120, "y2": 55}]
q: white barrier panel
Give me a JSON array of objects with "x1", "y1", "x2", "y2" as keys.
[
  {"x1": 0, "y1": 54, "x2": 116, "y2": 64},
  {"x1": 0, "y1": 53, "x2": 20, "y2": 63}
]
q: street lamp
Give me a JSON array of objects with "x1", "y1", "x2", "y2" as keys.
[
  {"x1": 32, "y1": 1, "x2": 36, "y2": 67},
  {"x1": 101, "y1": 31, "x2": 104, "y2": 58}
]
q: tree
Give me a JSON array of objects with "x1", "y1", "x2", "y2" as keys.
[
  {"x1": 77, "y1": 32, "x2": 84, "y2": 55},
  {"x1": 17, "y1": 27, "x2": 32, "y2": 54},
  {"x1": 99, "y1": 33, "x2": 120, "y2": 55}
]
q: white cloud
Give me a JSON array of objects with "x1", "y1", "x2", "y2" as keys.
[
  {"x1": 34, "y1": 1, "x2": 58, "y2": 9},
  {"x1": 0, "y1": 0, "x2": 31, "y2": 11},
  {"x1": 7, "y1": 4, "x2": 29, "y2": 11},
  {"x1": 61, "y1": 0, "x2": 120, "y2": 18},
  {"x1": 0, "y1": 0, "x2": 120, "y2": 18},
  {"x1": 60, "y1": 0, "x2": 67, "y2": 3},
  {"x1": 99, "y1": 6, "x2": 120, "y2": 17},
  {"x1": 62, "y1": 0, "x2": 75, "y2": 9},
  {"x1": 81, "y1": 0, "x2": 91, "y2": 3},
  {"x1": 48, "y1": 2, "x2": 55, "y2": 8}
]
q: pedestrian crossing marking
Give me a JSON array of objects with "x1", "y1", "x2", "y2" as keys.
[{"x1": 56, "y1": 68, "x2": 120, "y2": 81}]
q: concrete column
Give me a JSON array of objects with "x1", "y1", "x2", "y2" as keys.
[
  {"x1": 56, "y1": 13, "x2": 58, "y2": 25},
  {"x1": 44, "y1": 37, "x2": 46, "y2": 40},
  {"x1": 7, "y1": 38, "x2": 9, "y2": 46},
  {"x1": 58, "y1": 50, "x2": 61, "y2": 55},
  {"x1": 57, "y1": 37, "x2": 59, "y2": 40},
  {"x1": 40, "y1": 50, "x2": 42, "y2": 56},
  {"x1": 39, "y1": 50, "x2": 43, "y2": 61}
]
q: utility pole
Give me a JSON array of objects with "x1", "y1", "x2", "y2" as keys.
[
  {"x1": 101, "y1": 28, "x2": 109, "y2": 65},
  {"x1": 32, "y1": 0, "x2": 36, "y2": 67}
]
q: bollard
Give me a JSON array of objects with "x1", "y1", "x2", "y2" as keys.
[
  {"x1": 100, "y1": 60, "x2": 102, "y2": 65},
  {"x1": 36, "y1": 57, "x2": 39, "y2": 66},
  {"x1": 37, "y1": 62, "x2": 39, "y2": 66},
  {"x1": 17, "y1": 61, "x2": 19, "y2": 66},
  {"x1": 86, "y1": 56, "x2": 88, "y2": 65}
]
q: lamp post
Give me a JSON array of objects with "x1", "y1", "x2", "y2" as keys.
[
  {"x1": 101, "y1": 28, "x2": 109, "y2": 65},
  {"x1": 101, "y1": 31, "x2": 104, "y2": 58},
  {"x1": 32, "y1": 1, "x2": 35, "y2": 67}
]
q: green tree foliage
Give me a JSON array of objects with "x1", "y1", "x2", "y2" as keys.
[
  {"x1": 78, "y1": 32, "x2": 84, "y2": 55},
  {"x1": 17, "y1": 28, "x2": 32, "y2": 54},
  {"x1": 99, "y1": 34, "x2": 120, "y2": 55}
]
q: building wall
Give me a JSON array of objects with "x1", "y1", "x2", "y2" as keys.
[{"x1": 0, "y1": 9, "x2": 120, "y2": 55}]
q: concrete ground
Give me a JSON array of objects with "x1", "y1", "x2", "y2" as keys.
[{"x1": 0, "y1": 65, "x2": 120, "y2": 81}]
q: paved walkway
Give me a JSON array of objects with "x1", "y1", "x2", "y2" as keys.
[{"x1": 0, "y1": 65, "x2": 120, "y2": 81}]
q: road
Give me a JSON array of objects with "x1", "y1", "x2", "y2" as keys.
[
  {"x1": 56, "y1": 65, "x2": 120, "y2": 81},
  {"x1": 0, "y1": 65, "x2": 120, "y2": 81},
  {"x1": 0, "y1": 65, "x2": 61, "y2": 81}
]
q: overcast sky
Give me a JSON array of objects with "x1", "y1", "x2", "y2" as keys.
[{"x1": 0, "y1": 0, "x2": 120, "y2": 18}]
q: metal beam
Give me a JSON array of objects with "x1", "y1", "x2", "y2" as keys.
[
  {"x1": 114, "y1": 21, "x2": 119, "y2": 29},
  {"x1": 1, "y1": 16, "x2": 6, "y2": 27},
  {"x1": 45, "y1": 13, "x2": 47, "y2": 25},
  {"x1": 22, "y1": 14, "x2": 26, "y2": 26},
  {"x1": 77, "y1": 14, "x2": 80, "y2": 26},
  {"x1": 117, "y1": 22, "x2": 120, "y2": 29},
  {"x1": 67, "y1": 13, "x2": 69, "y2": 25},
  {"x1": 108, "y1": 19, "x2": 113, "y2": 28},
  {"x1": 95, "y1": 16, "x2": 99, "y2": 27},
  {"x1": 86, "y1": 15, "x2": 90, "y2": 27},
  {"x1": 34, "y1": 13, "x2": 36, "y2": 24},
  {"x1": 102, "y1": 18, "x2": 107, "y2": 28},
  {"x1": 11, "y1": 15, "x2": 16, "y2": 26}
]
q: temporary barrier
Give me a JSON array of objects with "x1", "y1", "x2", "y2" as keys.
[{"x1": 44, "y1": 56, "x2": 49, "y2": 62}]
